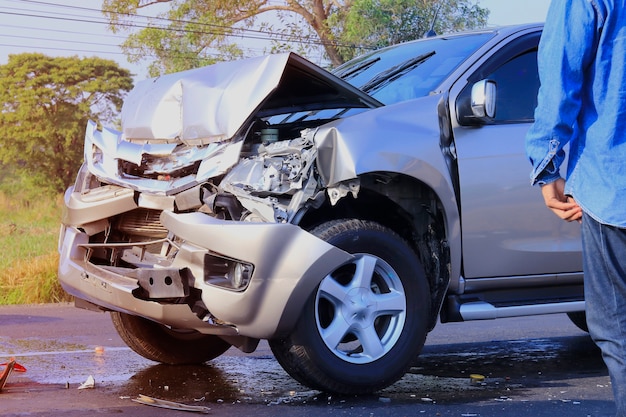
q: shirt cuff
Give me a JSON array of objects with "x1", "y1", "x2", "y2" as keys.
[{"x1": 532, "y1": 170, "x2": 561, "y2": 186}]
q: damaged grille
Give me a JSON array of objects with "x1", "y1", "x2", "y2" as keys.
[
  {"x1": 120, "y1": 159, "x2": 202, "y2": 180},
  {"x1": 116, "y1": 208, "x2": 168, "y2": 238}
]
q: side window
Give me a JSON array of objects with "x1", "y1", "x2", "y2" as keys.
[
  {"x1": 456, "y1": 32, "x2": 541, "y2": 125},
  {"x1": 487, "y1": 50, "x2": 539, "y2": 122}
]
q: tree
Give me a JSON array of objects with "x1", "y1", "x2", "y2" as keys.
[
  {"x1": 102, "y1": 0, "x2": 488, "y2": 75},
  {"x1": 338, "y1": 0, "x2": 489, "y2": 60},
  {"x1": 0, "y1": 54, "x2": 133, "y2": 193}
]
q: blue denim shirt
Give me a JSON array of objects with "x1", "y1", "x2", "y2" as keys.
[{"x1": 525, "y1": 0, "x2": 626, "y2": 227}]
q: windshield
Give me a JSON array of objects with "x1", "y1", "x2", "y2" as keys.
[{"x1": 334, "y1": 32, "x2": 495, "y2": 105}]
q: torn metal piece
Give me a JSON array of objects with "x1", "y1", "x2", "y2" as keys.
[
  {"x1": 132, "y1": 394, "x2": 211, "y2": 413},
  {"x1": 327, "y1": 179, "x2": 360, "y2": 206},
  {"x1": 219, "y1": 132, "x2": 320, "y2": 222}
]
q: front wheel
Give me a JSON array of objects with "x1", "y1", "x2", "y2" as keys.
[
  {"x1": 269, "y1": 219, "x2": 431, "y2": 394},
  {"x1": 111, "y1": 312, "x2": 231, "y2": 364}
]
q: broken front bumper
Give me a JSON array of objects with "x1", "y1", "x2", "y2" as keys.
[{"x1": 59, "y1": 199, "x2": 352, "y2": 339}]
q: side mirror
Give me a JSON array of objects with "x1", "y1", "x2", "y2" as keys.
[{"x1": 471, "y1": 80, "x2": 497, "y2": 119}]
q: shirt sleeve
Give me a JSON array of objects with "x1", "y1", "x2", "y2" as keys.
[{"x1": 525, "y1": 0, "x2": 601, "y2": 186}]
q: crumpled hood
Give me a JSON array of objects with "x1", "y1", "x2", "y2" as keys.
[
  {"x1": 121, "y1": 52, "x2": 382, "y2": 144},
  {"x1": 86, "y1": 52, "x2": 382, "y2": 196}
]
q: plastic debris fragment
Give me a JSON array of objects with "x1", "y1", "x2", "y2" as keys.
[
  {"x1": 132, "y1": 394, "x2": 211, "y2": 413},
  {"x1": 469, "y1": 374, "x2": 485, "y2": 383},
  {"x1": 78, "y1": 375, "x2": 95, "y2": 389},
  {"x1": 0, "y1": 358, "x2": 26, "y2": 391},
  {"x1": 0, "y1": 359, "x2": 16, "y2": 392},
  {"x1": 0, "y1": 359, "x2": 26, "y2": 373}
]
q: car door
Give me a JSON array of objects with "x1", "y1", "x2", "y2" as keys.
[{"x1": 451, "y1": 31, "x2": 583, "y2": 280}]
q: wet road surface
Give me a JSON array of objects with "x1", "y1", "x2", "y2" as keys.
[{"x1": 0, "y1": 303, "x2": 616, "y2": 416}]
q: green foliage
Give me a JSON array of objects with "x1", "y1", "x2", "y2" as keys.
[
  {"x1": 0, "y1": 190, "x2": 69, "y2": 305},
  {"x1": 0, "y1": 166, "x2": 59, "y2": 202},
  {"x1": 339, "y1": 0, "x2": 489, "y2": 61},
  {"x1": 103, "y1": 0, "x2": 489, "y2": 73},
  {"x1": 0, "y1": 252, "x2": 67, "y2": 305},
  {"x1": 105, "y1": 0, "x2": 257, "y2": 75},
  {"x1": 0, "y1": 54, "x2": 134, "y2": 193}
]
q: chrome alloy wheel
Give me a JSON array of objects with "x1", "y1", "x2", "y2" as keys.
[{"x1": 314, "y1": 253, "x2": 407, "y2": 364}]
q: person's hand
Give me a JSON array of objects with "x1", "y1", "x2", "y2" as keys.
[{"x1": 540, "y1": 178, "x2": 582, "y2": 222}]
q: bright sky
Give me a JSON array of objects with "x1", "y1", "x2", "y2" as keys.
[
  {"x1": 0, "y1": 0, "x2": 551, "y2": 80},
  {"x1": 0, "y1": 0, "x2": 157, "y2": 78},
  {"x1": 478, "y1": 0, "x2": 550, "y2": 26}
]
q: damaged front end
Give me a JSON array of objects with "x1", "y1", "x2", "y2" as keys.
[
  {"x1": 58, "y1": 52, "x2": 380, "y2": 340},
  {"x1": 216, "y1": 129, "x2": 327, "y2": 223}
]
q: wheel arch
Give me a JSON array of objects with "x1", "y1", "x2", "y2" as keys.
[
  {"x1": 270, "y1": 217, "x2": 432, "y2": 394},
  {"x1": 296, "y1": 171, "x2": 455, "y2": 331}
]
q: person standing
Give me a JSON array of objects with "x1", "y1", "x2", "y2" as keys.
[{"x1": 525, "y1": 0, "x2": 626, "y2": 415}]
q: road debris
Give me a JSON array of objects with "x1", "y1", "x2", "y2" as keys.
[
  {"x1": 78, "y1": 375, "x2": 95, "y2": 389},
  {"x1": 494, "y1": 396, "x2": 512, "y2": 402},
  {"x1": 132, "y1": 394, "x2": 211, "y2": 413},
  {"x1": 0, "y1": 359, "x2": 15, "y2": 391},
  {"x1": 469, "y1": 374, "x2": 485, "y2": 384},
  {"x1": 0, "y1": 358, "x2": 26, "y2": 392}
]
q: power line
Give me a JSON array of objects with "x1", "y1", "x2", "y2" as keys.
[
  {"x1": 0, "y1": 0, "x2": 362, "y2": 71},
  {"x1": 0, "y1": 31, "x2": 273, "y2": 66},
  {"x1": 4, "y1": 0, "x2": 366, "y2": 49},
  {"x1": 0, "y1": 20, "x2": 270, "y2": 58},
  {"x1": 1, "y1": 22, "x2": 128, "y2": 41},
  {"x1": 0, "y1": 41, "x2": 255, "y2": 76},
  {"x1": 0, "y1": 7, "x2": 342, "y2": 47},
  {"x1": 0, "y1": 42, "x2": 125, "y2": 56},
  {"x1": 0, "y1": 33, "x2": 121, "y2": 51}
]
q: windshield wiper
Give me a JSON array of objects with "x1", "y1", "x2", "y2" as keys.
[
  {"x1": 359, "y1": 51, "x2": 436, "y2": 93},
  {"x1": 334, "y1": 56, "x2": 381, "y2": 80}
]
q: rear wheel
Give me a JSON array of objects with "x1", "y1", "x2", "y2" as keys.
[
  {"x1": 269, "y1": 219, "x2": 431, "y2": 394},
  {"x1": 111, "y1": 312, "x2": 231, "y2": 364}
]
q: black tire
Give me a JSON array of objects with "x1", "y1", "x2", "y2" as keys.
[
  {"x1": 269, "y1": 219, "x2": 431, "y2": 394},
  {"x1": 111, "y1": 311, "x2": 231, "y2": 364},
  {"x1": 567, "y1": 311, "x2": 589, "y2": 333}
]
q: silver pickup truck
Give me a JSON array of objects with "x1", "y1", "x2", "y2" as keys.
[{"x1": 58, "y1": 23, "x2": 583, "y2": 394}]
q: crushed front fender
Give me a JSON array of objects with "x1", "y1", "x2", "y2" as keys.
[{"x1": 160, "y1": 211, "x2": 354, "y2": 339}]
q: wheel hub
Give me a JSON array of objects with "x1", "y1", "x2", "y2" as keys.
[
  {"x1": 314, "y1": 252, "x2": 408, "y2": 364},
  {"x1": 342, "y1": 287, "x2": 376, "y2": 328}
]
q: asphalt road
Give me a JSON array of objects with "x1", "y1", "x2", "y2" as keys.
[{"x1": 0, "y1": 303, "x2": 616, "y2": 417}]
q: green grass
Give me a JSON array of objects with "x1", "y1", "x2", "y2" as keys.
[{"x1": 0, "y1": 192, "x2": 73, "y2": 304}]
